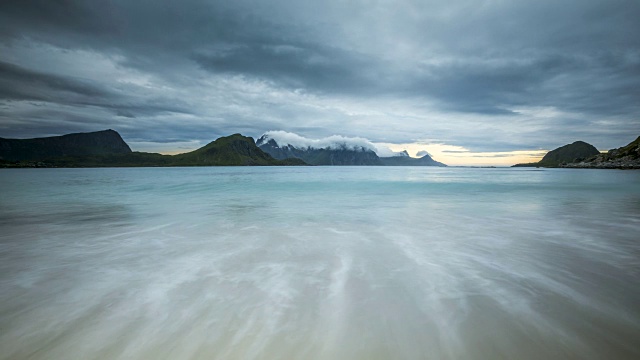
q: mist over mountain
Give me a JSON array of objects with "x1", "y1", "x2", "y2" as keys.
[
  {"x1": 391, "y1": 150, "x2": 410, "y2": 157},
  {"x1": 259, "y1": 131, "x2": 379, "y2": 151},
  {"x1": 257, "y1": 135, "x2": 381, "y2": 166},
  {"x1": 257, "y1": 131, "x2": 447, "y2": 166}
]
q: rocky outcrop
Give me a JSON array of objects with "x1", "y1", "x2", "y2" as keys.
[{"x1": 561, "y1": 136, "x2": 640, "y2": 169}]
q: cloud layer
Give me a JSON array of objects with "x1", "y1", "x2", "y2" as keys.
[
  {"x1": 260, "y1": 130, "x2": 401, "y2": 155},
  {"x1": 1, "y1": 0, "x2": 639, "y2": 164}
]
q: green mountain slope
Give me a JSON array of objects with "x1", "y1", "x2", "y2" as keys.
[
  {"x1": 172, "y1": 134, "x2": 291, "y2": 166},
  {"x1": 0, "y1": 129, "x2": 131, "y2": 161}
]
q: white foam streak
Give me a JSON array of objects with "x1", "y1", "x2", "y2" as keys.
[{"x1": 1, "y1": 167, "x2": 639, "y2": 360}]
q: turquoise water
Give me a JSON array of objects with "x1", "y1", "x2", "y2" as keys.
[{"x1": 1, "y1": 167, "x2": 639, "y2": 359}]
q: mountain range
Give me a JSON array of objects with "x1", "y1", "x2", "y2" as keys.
[
  {"x1": 1, "y1": 129, "x2": 448, "y2": 167},
  {"x1": 256, "y1": 135, "x2": 446, "y2": 166},
  {"x1": 256, "y1": 136, "x2": 381, "y2": 165},
  {"x1": 0, "y1": 131, "x2": 305, "y2": 167},
  {"x1": 6, "y1": 129, "x2": 636, "y2": 169}
]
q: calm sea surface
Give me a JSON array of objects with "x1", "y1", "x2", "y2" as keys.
[{"x1": 1, "y1": 167, "x2": 639, "y2": 359}]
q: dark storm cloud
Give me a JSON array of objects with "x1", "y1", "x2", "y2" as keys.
[
  {"x1": 193, "y1": 43, "x2": 378, "y2": 94},
  {"x1": 2, "y1": 0, "x2": 639, "y2": 108},
  {"x1": 0, "y1": 0, "x2": 287, "y2": 61},
  {"x1": 0, "y1": 60, "x2": 190, "y2": 118},
  {"x1": 407, "y1": 52, "x2": 640, "y2": 116},
  {"x1": 0, "y1": 60, "x2": 108, "y2": 101},
  {"x1": 0, "y1": 0, "x2": 639, "y2": 155}
]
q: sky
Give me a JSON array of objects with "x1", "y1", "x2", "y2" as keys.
[{"x1": 0, "y1": 0, "x2": 639, "y2": 166}]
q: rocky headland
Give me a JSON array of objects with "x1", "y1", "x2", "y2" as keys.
[{"x1": 561, "y1": 136, "x2": 640, "y2": 169}]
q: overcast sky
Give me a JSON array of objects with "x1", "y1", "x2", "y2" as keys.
[{"x1": 1, "y1": 0, "x2": 639, "y2": 165}]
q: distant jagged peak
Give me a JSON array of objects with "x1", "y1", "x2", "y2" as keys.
[
  {"x1": 416, "y1": 150, "x2": 434, "y2": 159},
  {"x1": 256, "y1": 135, "x2": 277, "y2": 147},
  {"x1": 257, "y1": 130, "x2": 377, "y2": 153}
]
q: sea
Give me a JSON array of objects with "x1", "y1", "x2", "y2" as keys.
[{"x1": 1, "y1": 167, "x2": 639, "y2": 360}]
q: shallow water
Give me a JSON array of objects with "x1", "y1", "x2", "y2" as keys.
[{"x1": 1, "y1": 167, "x2": 639, "y2": 359}]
